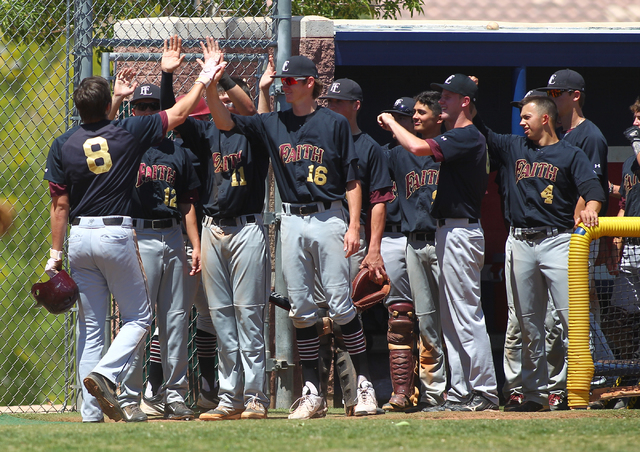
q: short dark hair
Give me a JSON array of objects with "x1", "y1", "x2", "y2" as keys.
[
  {"x1": 312, "y1": 77, "x2": 324, "y2": 100},
  {"x1": 414, "y1": 91, "x2": 442, "y2": 116},
  {"x1": 73, "y1": 76, "x2": 111, "y2": 123},
  {"x1": 578, "y1": 90, "x2": 586, "y2": 109},
  {"x1": 630, "y1": 97, "x2": 640, "y2": 114},
  {"x1": 522, "y1": 96, "x2": 558, "y2": 126}
]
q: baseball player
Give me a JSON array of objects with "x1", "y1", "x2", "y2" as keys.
[
  {"x1": 538, "y1": 69, "x2": 611, "y2": 409},
  {"x1": 378, "y1": 74, "x2": 499, "y2": 411},
  {"x1": 43, "y1": 62, "x2": 220, "y2": 422},
  {"x1": 475, "y1": 95, "x2": 604, "y2": 412},
  {"x1": 161, "y1": 37, "x2": 270, "y2": 421},
  {"x1": 377, "y1": 97, "x2": 419, "y2": 412},
  {"x1": 320, "y1": 78, "x2": 393, "y2": 415},
  {"x1": 206, "y1": 44, "x2": 376, "y2": 420},
  {"x1": 385, "y1": 91, "x2": 447, "y2": 412},
  {"x1": 106, "y1": 82, "x2": 200, "y2": 421}
]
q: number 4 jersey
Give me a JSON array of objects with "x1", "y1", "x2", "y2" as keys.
[{"x1": 44, "y1": 115, "x2": 167, "y2": 221}]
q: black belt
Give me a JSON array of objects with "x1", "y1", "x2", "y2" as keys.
[
  {"x1": 627, "y1": 237, "x2": 640, "y2": 246},
  {"x1": 406, "y1": 231, "x2": 435, "y2": 242},
  {"x1": 133, "y1": 218, "x2": 177, "y2": 229},
  {"x1": 71, "y1": 217, "x2": 124, "y2": 226},
  {"x1": 384, "y1": 224, "x2": 402, "y2": 233},
  {"x1": 287, "y1": 201, "x2": 332, "y2": 215},
  {"x1": 218, "y1": 215, "x2": 256, "y2": 227},
  {"x1": 437, "y1": 218, "x2": 479, "y2": 227},
  {"x1": 512, "y1": 226, "x2": 572, "y2": 241}
]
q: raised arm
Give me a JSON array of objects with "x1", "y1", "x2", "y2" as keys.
[
  {"x1": 257, "y1": 54, "x2": 275, "y2": 114},
  {"x1": 160, "y1": 35, "x2": 185, "y2": 110},
  {"x1": 199, "y1": 38, "x2": 235, "y2": 131},
  {"x1": 108, "y1": 68, "x2": 137, "y2": 120},
  {"x1": 377, "y1": 112, "x2": 433, "y2": 156}
]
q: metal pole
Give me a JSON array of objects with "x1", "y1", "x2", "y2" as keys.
[
  {"x1": 511, "y1": 66, "x2": 527, "y2": 136},
  {"x1": 74, "y1": 0, "x2": 93, "y2": 82},
  {"x1": 273, "y1": 0, "x2": 294, "y2": 409}
]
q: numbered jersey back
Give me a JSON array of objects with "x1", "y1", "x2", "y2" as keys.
[{"x1": 44, "y1": 116, "x2": 165, "y2": 221}]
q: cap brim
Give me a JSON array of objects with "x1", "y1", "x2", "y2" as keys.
[
  {"x1": 271, "y1": 74, "x2": 314, "y2": 79},
  {"x1": 320, "y1": 94, "x2": 360, "y2": 101},
  {"x1": 381, "y1": 109, "x2": 412, "y2": 117},
  {"x1": 430, "y1": 83, "x2": 445, "y2": 91}
]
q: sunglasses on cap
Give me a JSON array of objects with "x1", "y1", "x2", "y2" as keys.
[
  {"x1": 133, "y1": 102, "x2": 160, "y2": 111},
  {"x1": 547, "y1": 89, "x2": 573, "y2": 98},
  {"x1": 281, "y1": 77, "x2": 310, "y2": 86}
]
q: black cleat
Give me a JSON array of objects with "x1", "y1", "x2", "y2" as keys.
[
  {"x1": 512, "y1": 401, "x2": 549, "y2": 412},
  {"x1": 452, "y1": 391, "x2": 499, "y2": 412},
  {"x1": 83, "y1": 372, "x2": 125, "y2": 422},
  {"x1": 164, "y1": 401, "x2": 195, "y2": 420}
]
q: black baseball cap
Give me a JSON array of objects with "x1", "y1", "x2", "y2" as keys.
[
  {"x1": 510, "y1": 89, "x2": 548, "y2": 107},
  {"x1": 381, "y1": 97, "x2": 416, "y2": 117},
  {"x1": 131, "y1": 84, "x2": 160, "y2": 103},
  {"x1": 539, "y1": 69, "x2": 585, "y2": 92},
  {"x1": 431, "y1": 74, "x2": 478, "y2": 102},
  {"x1": 272, "y1": 55, "x2": 319, "y2": 79},
  {"x1": 320, "y1": 78, "x2": 363, "y2": 101}
]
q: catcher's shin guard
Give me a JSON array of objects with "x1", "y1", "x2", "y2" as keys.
[
  {"x1": 335, "y1": 345, "x2": 358, "y2": 415},
  {"x1": 387, "y1": 301, "x2": 415, "y2": 410}
]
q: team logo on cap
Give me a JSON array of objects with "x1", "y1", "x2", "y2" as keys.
[
  {"x1": 330, "y1": 82, "x2": 341, "y2": 93},
  {"x1": 444, "y1": 75, "x2": 455, "y2": 85},
  {"x1": 140, "y1": 85, "x2": 153, "y2": 96},
  {"x1": 282, "y1": 61, "x2": 290, "y2": 72},
  {"x1": 548, "y1": 74, "x2": 557, "y2": 85},
  {"x1": 394, "y1": 98, "x2": 403, "y2": 108}
]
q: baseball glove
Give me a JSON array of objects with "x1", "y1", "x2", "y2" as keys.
[
  {"x1": 351, "y1": 268, "x2": 390, "y2": 312},
  {"x1": 0, "y1": 201, "x2": 13, "y2": 237}
]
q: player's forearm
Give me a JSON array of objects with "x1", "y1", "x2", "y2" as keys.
[
  {"x1": 50, "y1": 195, "x2": 70, "y2": 251},
  {"x1": 392, "y1": 122, "x2": 433, "y2": 156},
  {"x1": 257, "y1": 86, "x2": 272, "y2": 114},
  {"x1": 345, "y1": 180, "x2": 362, "y2": 231},
  {"x1": 166, "y1": 83, "x2": 206, "y2": 130},
  {"x1": 368, "y1": 202, "x2": 386, "y2": 253},
  {"x1": 108, "y1": 95, "x2": 125, "y2": 121},
  {"x1": 180, "y1": 203, "x2": 200, "y2": 251},
  {"x1": 226, "y1": 84, "x2": 257, "y2": 116},
  {"x1": 205, "y1": 82, "x2": 235, "y2": 131},
  {"x1": 585, "y1": 199, "x2": 602, "y2": 214}
]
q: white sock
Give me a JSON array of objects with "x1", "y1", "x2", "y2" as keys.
[
  {"x1": 357, "y1": 375, "x2": 368, "y2": 388},
  {"x1": 305, "y1": 381, "x2": 319, "y2": 396}
]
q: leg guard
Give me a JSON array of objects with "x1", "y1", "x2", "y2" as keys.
[
  {"x1": 334, "y1": 326, "x2": 358, "y2": 415},
  {"x1": 387, "y1": 302, "x2": 416, "y2": 410}
]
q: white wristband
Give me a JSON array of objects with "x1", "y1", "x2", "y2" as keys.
[{"x1": 50, "y1": 249, "x2": 63, "y2": 260}]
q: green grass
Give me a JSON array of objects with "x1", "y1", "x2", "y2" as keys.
[{"x1": 2, "y1": 409, "x2": 640, "y2": 452}]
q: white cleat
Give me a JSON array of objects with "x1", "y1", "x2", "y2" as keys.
[
  {"x1": 288, "y1": 386, "x2": 327, "y2": 420},
  {"x1": 355, "y1": 381, "x2": 379, "y2": 416}
]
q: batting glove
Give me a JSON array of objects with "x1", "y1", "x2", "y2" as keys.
[
  {"x1": 623, "y1": 126, "x2": 640, "y2": 155},
  {"x1": 195, "y1": 60, "x2": 224, "y2": 88},
  {"x1": 45, "y1": 249, "x2": 63, "y2": 277}
]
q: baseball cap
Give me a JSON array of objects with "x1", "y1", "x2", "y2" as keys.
[
  {"x1": 381, "y1": 97, "x2": 416, "y2": 117},
  {"x1": 539, "y1": 69, "x2": 585, "y2": 92},
  {"x1": 510, "y1": 89, "x2": 548, "y2": 108},
  {"x1": 176, "y1": 95, "x2": 210, "y2": 117},
  {"x1": 131, "y1": 84, "x2": 161, "y2": 103},
  {"x1": 272, "y1": 55, "x2": 319, "y2": 79},
  {"x1": 431, "y1": 74, "x2": 478, "y2": 102},
  {"x1": 320, "y1": 78, "x2": 363, "y2": 101}
]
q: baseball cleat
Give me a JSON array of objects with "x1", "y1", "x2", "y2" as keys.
[
  {"x1": 196, "y1": 387, "x2": 220, "y2": 410},
  {"x1": 141, "y1": 393, "x2": 165, "y2": 416},
  {"x1": 122, "y1": 404, "x2": 148, "y2": 422},
  {"x1": 83, "y1": 372, "x2": 125, "y2": 422},
  {"x1": 288, "y1": 386, "x2": 327, "y2": 420},
  {"x1": 503, "y1": 392, "x2": 524, "y2": 412},
  {"x1": 354, "y1": 381, "x2": 379, "y2": 416},
  {"x1": 199, "y1": 405, "x2": 243, "y2": 421},
  {"x1": 241, "y1": 396, "x2": 268, "y2": 420},
  {"x1": 548, "y1": 393, "x2": 569, "y2": 411},
  {"x1": 512, "y1": 401, "x2": 549, "y2": 412},
  {"x1": 385, "y1": 393, "x2": 412, "y2": 412},
  {"x1": 164, "y1": 401, "x2": 195, "y2": 420},
  {"x1": 451, "y1": 391, "x2": 499, "y2": 412}
]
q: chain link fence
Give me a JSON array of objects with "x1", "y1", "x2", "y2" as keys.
[{"x1": 1, "y1": 0, "x2": 275, "y2": 413}]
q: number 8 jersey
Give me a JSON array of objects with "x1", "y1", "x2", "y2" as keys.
[{"x1": 44, "y1": 115, "x2": 167, "y2": 221}]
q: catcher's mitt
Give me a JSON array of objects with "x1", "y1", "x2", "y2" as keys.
[
  {"x1": 351, "y1": 268, "x2": 390, "y2": 312},
  {"x1": 0, "y1": 201, "x2": 13, "y2": 237}
]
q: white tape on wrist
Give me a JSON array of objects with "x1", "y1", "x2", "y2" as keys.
[{"x1": 50, "y1": 249, "x2": 63, "y2": 260}]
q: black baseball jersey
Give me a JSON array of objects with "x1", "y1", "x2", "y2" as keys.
[
  {"x1": 426, "y1": 125, "x2": 488, "y2": 219},
  {"x1": 45, "y1": 115, "x2": 167, "y2": 221},
  {"x1": 175, "y1": 117, "x2": 270, "y2": 218},
  {"x1": 485, "y1": 129, "x2": 602, "y2": 229},
  {"x1": 352, "y1": 132, "x2": 392, "y2": 222},
  {"x1": 381, "y1": 144, "x2": 403, "y2": 225},
  {"x1": 387, "y1": 145, "x2": 439, "y2": 233},
  {"x1": 558, "y1": 119, "x2": 609, "y2": 211},
  {"x1": 620, "y1": 155, "x2": 640, "y2": 217},
  {"x1": 231, "y1": 107, "x2": 359, "y2": 204},
  {"x1": 131, "y1": 138, "x2": 200, "y2": 220}
]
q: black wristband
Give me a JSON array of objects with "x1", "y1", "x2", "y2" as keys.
[{"x1": 218, "y1": 72, "x2": 237, "y2": 91}]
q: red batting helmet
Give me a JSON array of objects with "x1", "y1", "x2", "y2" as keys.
[
  {"x1": 31, "y1": 270, "x2": 79, "y2": 315},
  {"x1": 176, "y1": 95, "x2": 210, "y2": 117}
]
